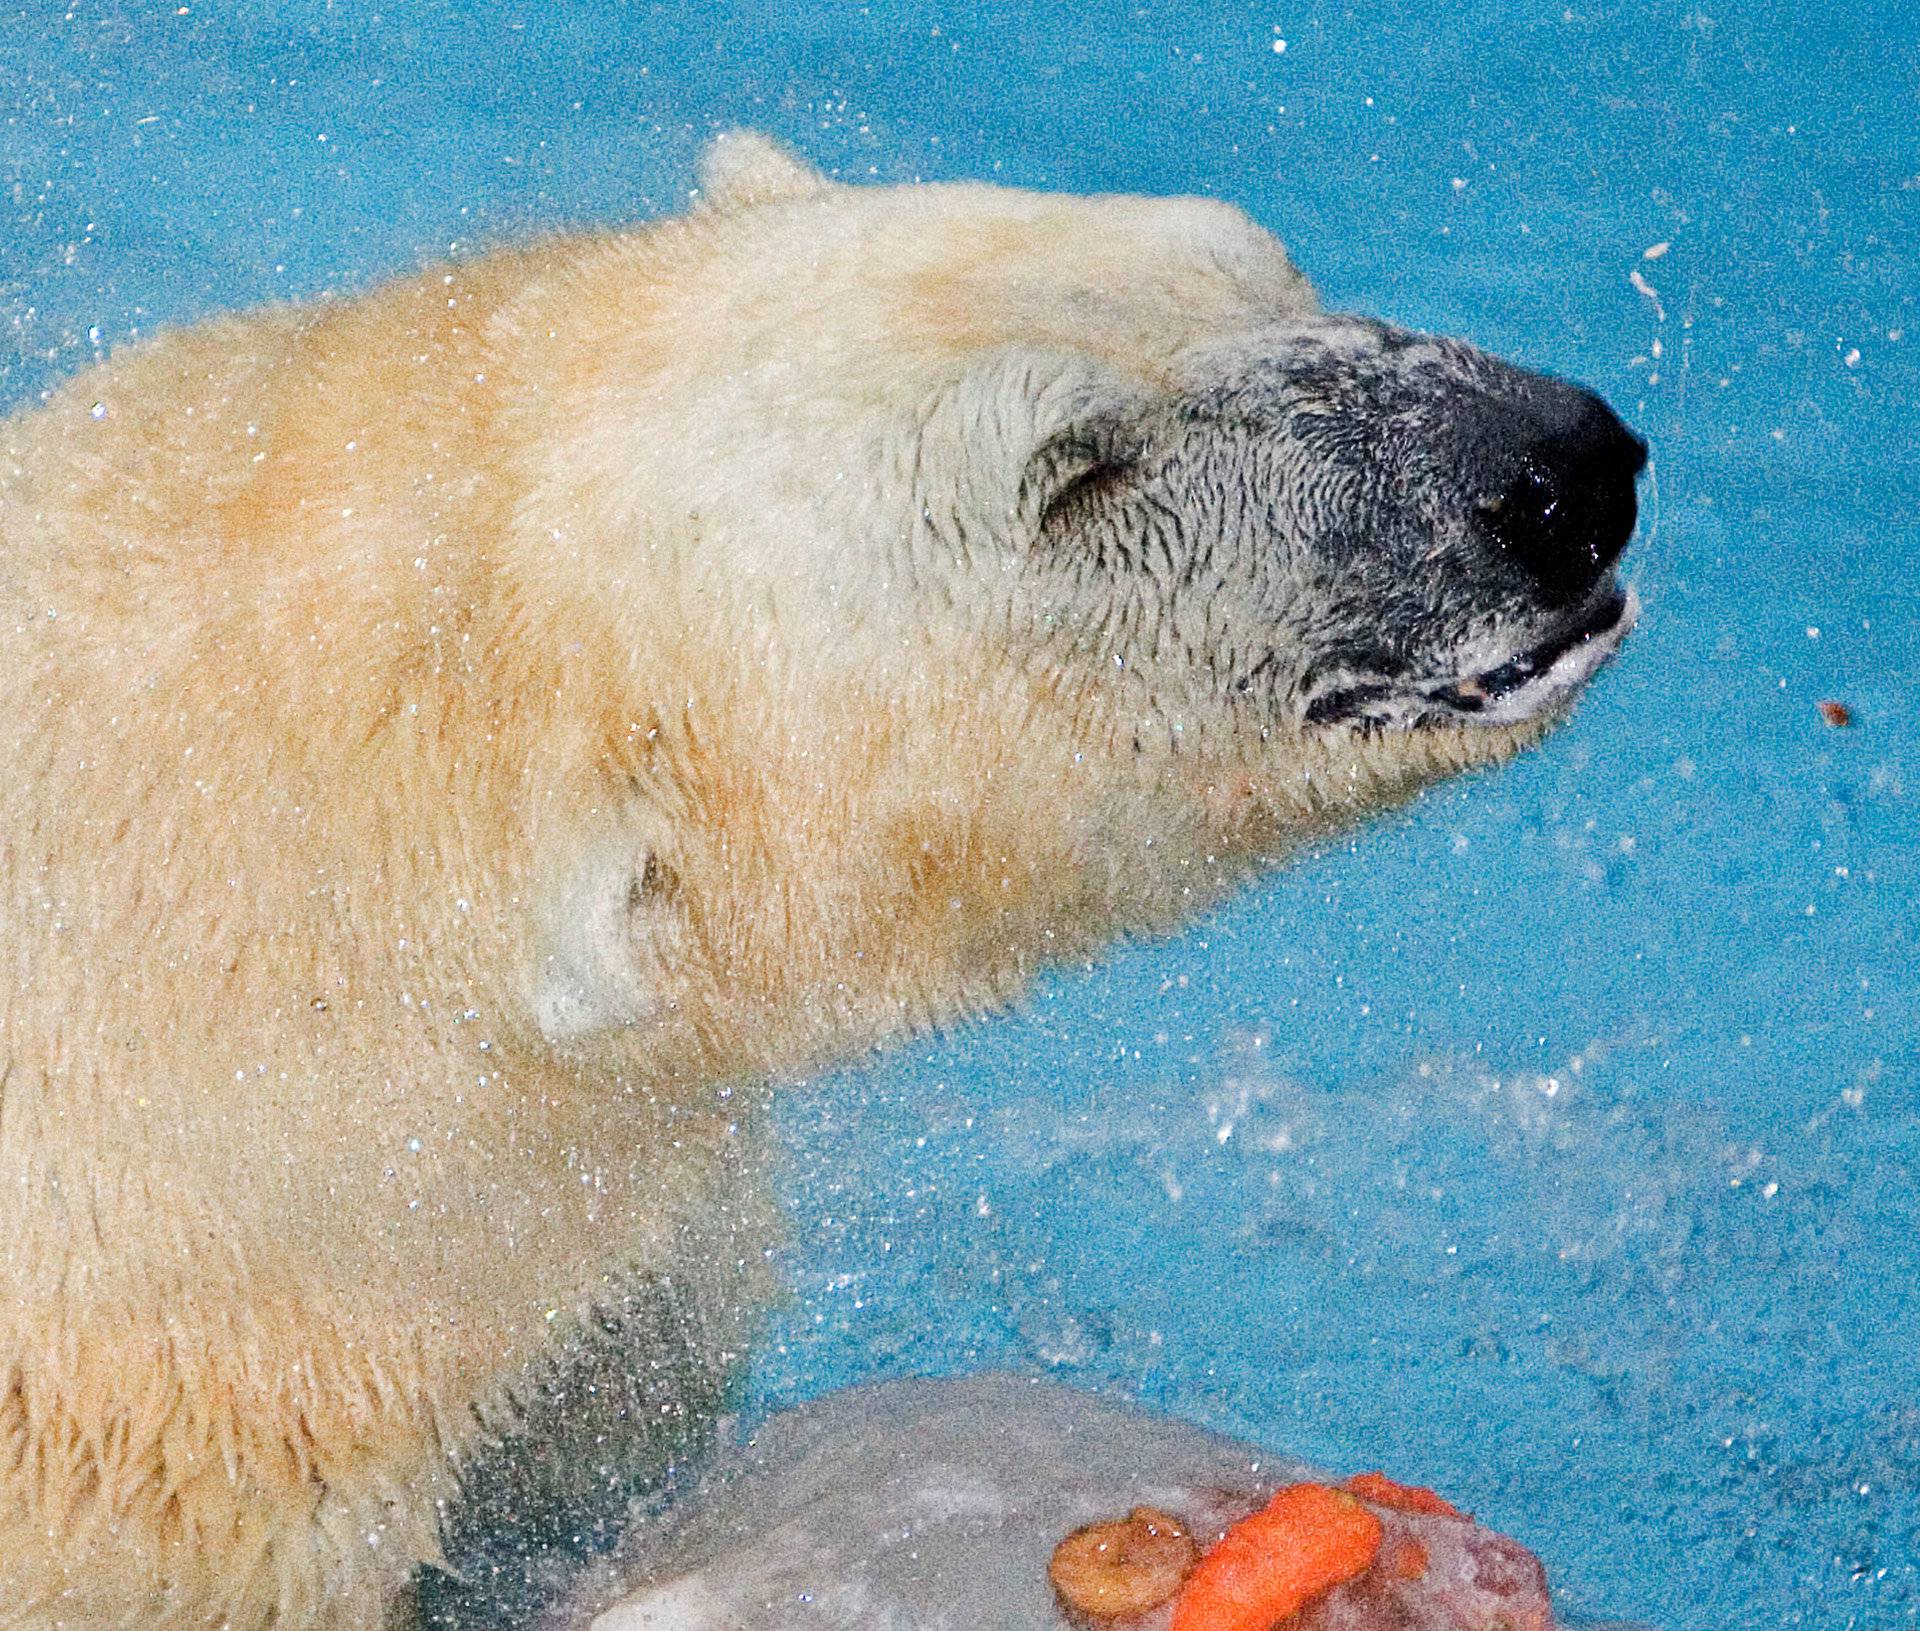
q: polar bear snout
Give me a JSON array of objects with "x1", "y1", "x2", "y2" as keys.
[
  {"x1": 1467, "y1": 379, "x2": 1646, "y2": 609},
  {"x1": 1075, "y1": 319, "x2": 1650, "y2": 738}
]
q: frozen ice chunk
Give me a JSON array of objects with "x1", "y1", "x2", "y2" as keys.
[{"x1": 558, "y1": 1375, "x2": 1643, "y2": 1631}]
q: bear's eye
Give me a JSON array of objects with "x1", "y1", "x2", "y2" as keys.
[
  {"x1": 1027, "y1": 429, "x2": 1140, "y2": 538},
  {"x1": 1040, "y1": 457, "x2": 1130, "y2": 528}
]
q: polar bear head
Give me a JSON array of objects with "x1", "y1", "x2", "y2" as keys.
[{"x1": 517, "y1": 134, "x2": 1643, "y2": 1063}]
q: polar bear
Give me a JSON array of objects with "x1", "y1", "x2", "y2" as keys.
[{"x1": 0, "y1": 132, "x2": 1642, "y2": 1631}]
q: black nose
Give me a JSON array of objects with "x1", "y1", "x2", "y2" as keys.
[{"x1": 1473, "y1": 385, "x2": 1646, "y2": 604}]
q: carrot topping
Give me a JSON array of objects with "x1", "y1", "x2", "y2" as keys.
[
  {"x1": 1049, "y1": 1506, "x2": 1200, "y2": 1619},
  {"x1": 1169, "y1": 1483, "x2": 1383, "y2": 1631},
  {"x1": 1344, "y1": 1471, "x2": 1467, "y2": 1520}
]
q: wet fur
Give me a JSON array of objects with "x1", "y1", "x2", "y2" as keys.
[{"x1": 0, "y1": 134, "x2": 1566, "y2": 1629}]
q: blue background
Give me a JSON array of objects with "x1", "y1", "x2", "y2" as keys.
[{"x1": 3, "y1": 3, "x2": 1913, "y2": 1626}]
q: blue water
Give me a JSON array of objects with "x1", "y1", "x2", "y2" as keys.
[{"x1": 3, "y1": 4, "x2": 1913, "y2": 1627}]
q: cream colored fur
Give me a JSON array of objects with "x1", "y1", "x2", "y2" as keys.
[{"x1": 0, "y1": 133, "x2": 1539, "y2": 1628}]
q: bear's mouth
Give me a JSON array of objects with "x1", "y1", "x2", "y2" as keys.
[
  {"x1": 1426, "y1": 583, "x2": 1639, "y2": 726},
  {"x1": 1302, "y1": 583, "x2": 1638, "y2": 731}
]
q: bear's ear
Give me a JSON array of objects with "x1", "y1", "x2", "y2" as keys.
[
  {"x1": 696, "y1": 130, "x2": 833, "y2": 213},
  {"x1": 530, "y1": 840, "x2": 694, "y2": 1045}
]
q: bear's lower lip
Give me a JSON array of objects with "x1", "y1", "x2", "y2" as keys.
[
  {"x1": 1440, "y1": 584, "x2": 1638, "y2": 726},
  {"x1": 1298, "y1": 582, "x2": 1638, "y2": 731}
]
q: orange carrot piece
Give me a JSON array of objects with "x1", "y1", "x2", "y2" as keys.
[
  {"x1": 1169, "y1": 1482, "x2": 1383, "y2": 1631},
  {"x1": 1344, "y1": 1471, "x2": 1467, "y2": 1520}
]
